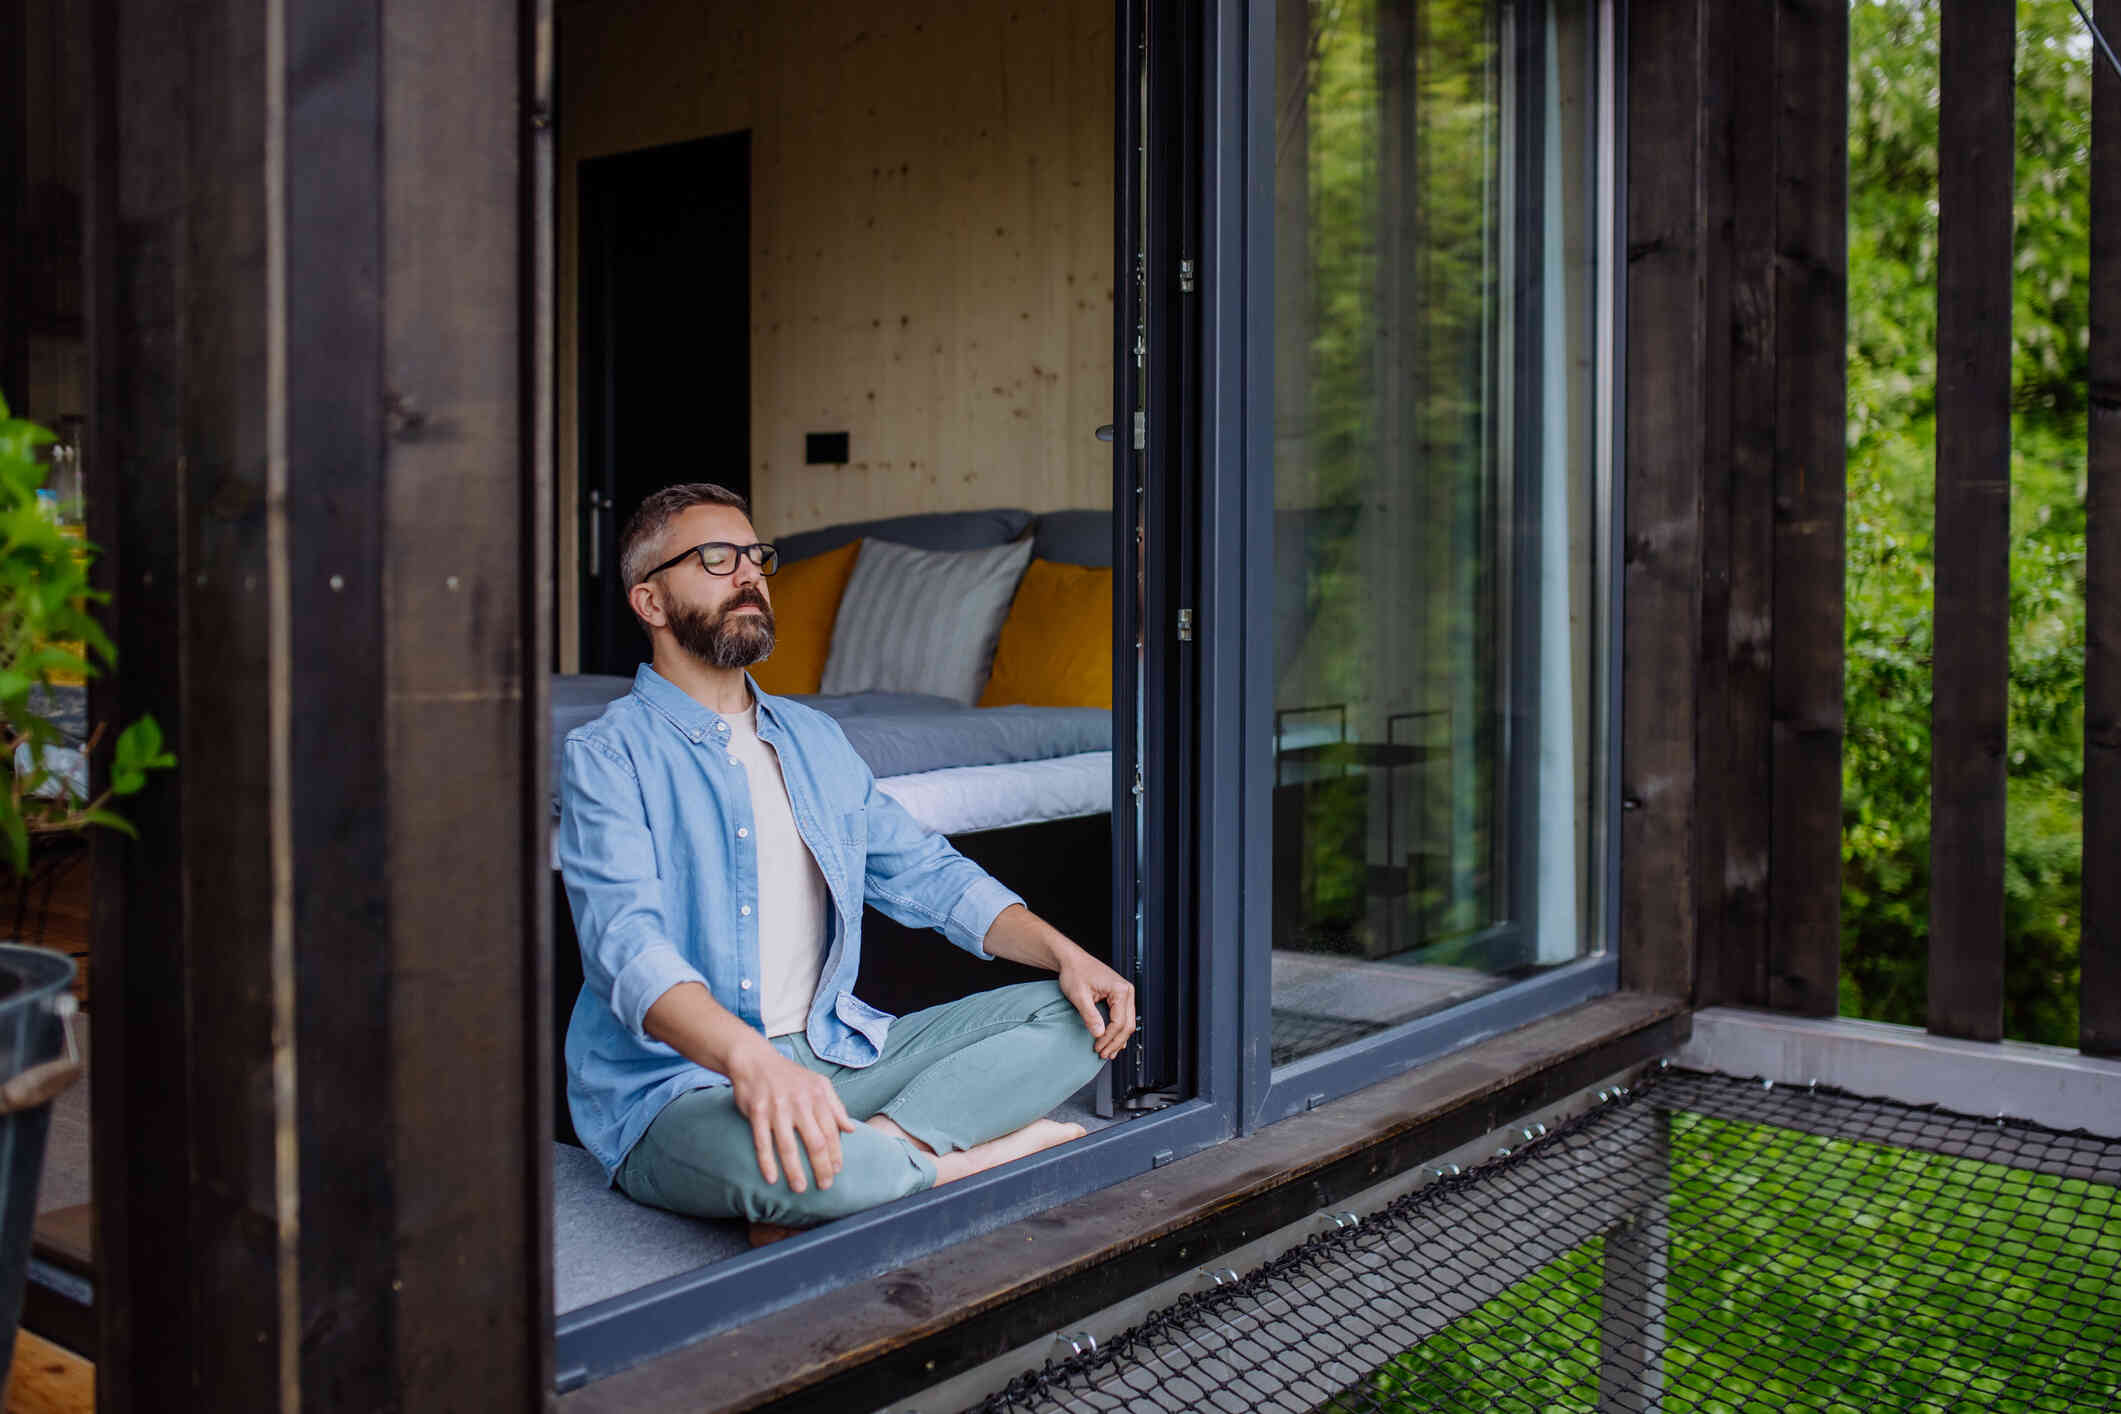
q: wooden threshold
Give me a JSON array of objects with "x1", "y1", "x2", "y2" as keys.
[
  {"x1": 560, "y1": 990, "x2": 1689, "y2": 1414},
  {"x1": 5, "y1": 1331, "x2": 92, "y2": 1414}
]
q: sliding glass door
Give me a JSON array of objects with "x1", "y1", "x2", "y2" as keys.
[{"x1": 1256, "y1": 0, "x2": 1616, "y2": 1100}]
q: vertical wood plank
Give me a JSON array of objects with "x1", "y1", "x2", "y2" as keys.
[
  {"x1": 378, "y1": 0, "x2": 539, "y2": 1402},
  {"x1": 1690, "y1": 0, "x2": 1738, "y2": 1005},
  {"x1": 1621, "y1": 0, "x2": 1708, "y2": 1000},
  {"x1": 92, "y1": 0, "x2": 289, "y2": 1404},
  {"x1": 1765, "y1": 0, "x2": 1847, "y2": 1016},
  {"x1": 283, "y1": 0, "x2": 394, "y2": 1399},
  {"x1": 91, "y1": 0, "x2": 542, "y2": 1405},
  {"x1": 1929, "y1": 0, "x2": 2013, "y2": 1042},
  {"x1": 1708, "y1": 0, "x2": 1783, "y2": 1008},
  {"x1": 85, "y1": 0, "x2": 195, "y2": 1404},
  {"x1": 2086, "y1": 0, "x2": 2121, "y2": 1057},
  {"x1": 523, "y1": 0, "x2": 560, "y2": 1385},
  {"x1": 177, "y1": 0, "x2": 287, "y2": 1399}
]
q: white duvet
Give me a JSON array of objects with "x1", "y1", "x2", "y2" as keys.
[{"x1": 550, "y1": 749, "x2": 1112, "y2": 871}]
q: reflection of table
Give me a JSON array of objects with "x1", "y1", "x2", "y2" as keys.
[{"x1": 1273, "y1": 707, "x2": 1448, "y2": 956}]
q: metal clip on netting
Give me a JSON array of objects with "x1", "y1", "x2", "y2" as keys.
[{"x1": 961, "y1": 1068, "x2": 2121, "y2": 1413}]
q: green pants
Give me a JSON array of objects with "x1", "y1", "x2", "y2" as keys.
[{"x1": 615, "y1": 980, "x2": 1106, "y2": 1226}]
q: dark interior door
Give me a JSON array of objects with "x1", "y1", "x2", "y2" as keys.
[{"x1": 578, "y1": 131, "x2": 751, "y2": 676}]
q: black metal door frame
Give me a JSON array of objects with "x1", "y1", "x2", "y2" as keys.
[{"x1": 1114, "y1": 0, "x2": 1203, "y2": 1105}]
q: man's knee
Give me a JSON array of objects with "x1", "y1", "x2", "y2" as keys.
[
  {"x1": 1016, "y1": 981, "x2": 1108, "y2": 1087},
  {"x1": 622, "y1": 1096, "x2": 936, "y2": 1224}
]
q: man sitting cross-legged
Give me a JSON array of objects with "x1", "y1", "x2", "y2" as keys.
[{"x1": 560, "y1": 482, "x2": 1133, "y2": 1242}]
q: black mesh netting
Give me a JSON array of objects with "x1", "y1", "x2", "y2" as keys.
[{"x1": 961, "y1": 1068, "x2": 2121, "y2": 1413}]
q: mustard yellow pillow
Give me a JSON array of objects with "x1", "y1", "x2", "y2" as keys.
[
  {"x1": 978, "y1": 559, "x2": 1113, "y2": 709},
  {"x1": 751, "y1": 538, "x2": 861, "y2": 695}
]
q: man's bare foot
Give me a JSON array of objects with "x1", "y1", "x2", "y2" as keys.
[
  {"x1": 929, "y1": 1118, "x2": 1087, "y2": 1185},
  {"x1": 864, "y1": 1112, "x2": 1088, "y2": 1184}
]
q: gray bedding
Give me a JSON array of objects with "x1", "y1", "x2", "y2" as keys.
[
  {"x1": 800, "y1": 691, "x2": 1109, "y2": 778},
  {"x1": 550, "y1": 675, "x2": 1109, "y2": 802}
]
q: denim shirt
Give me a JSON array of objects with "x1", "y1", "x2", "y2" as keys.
[{"x1": 559, "y1": 664, "x2": 1024, "y2": 1178}]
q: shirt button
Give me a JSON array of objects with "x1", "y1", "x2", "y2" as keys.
[
  {"x1": 716, "y1": 722, "x2": 728, "y2": 732},
  {"x1": 727, "y1": 755, "x2": 739, "y2": 766},
  {"x1": 688, "y1": 729, "x2": 701, "y2": 742},
  {"x1": 740, "y1": 978, "x2": 752, "y2": 990},
  {"x1": 740, "y1": 904, "x2": 752, "y2": 916},
  {"x1": 737, "y1": 827, "x2": 749, "y2": 838}
]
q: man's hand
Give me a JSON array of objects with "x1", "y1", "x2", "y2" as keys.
[
  {"x1": 641, "y1": 982, "x2": 859, "y2": 1193},
  {"x1": 982, "y1": 904, "x2": 1138, "y2": 1061},
  {"x1": 723, "y1": 1038, "x2": 859, "y2": 1193},
  {"x1": 1056, "y1": 950, "x2": 1137, "y2": 1061}
]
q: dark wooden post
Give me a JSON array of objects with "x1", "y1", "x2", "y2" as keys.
[
  {"x1": 1696, "y1": 0, "x2": 1774, "y2": 1011},
  {"x1": 1929, "y1": 0, "x2": 2014, "y2": 1043},
  {"x1": 2087, "y1": 0, "x2": 2121, "y2": 1059},
  {"x1": 1630, "y1": 0, "x2": 1846, "y2": 1014},
  {"x1": 1765, "y1": 0, "x2": 1848, "y2": 1017},
  {"x1": 85, "y1": 0, "x2": 551, "y2": 1406},
  {"x1": 1622, "y1": 0, "x2": 1716, "y2": 1003}
]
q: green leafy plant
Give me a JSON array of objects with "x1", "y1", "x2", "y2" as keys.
[{"x1": 0, "y1": 393, "x2": 174, "y2": 875}]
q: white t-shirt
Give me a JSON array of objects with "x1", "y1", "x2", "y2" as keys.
[{"x1": 724, "y1": 705, "x2": 829, "y2": 1037}]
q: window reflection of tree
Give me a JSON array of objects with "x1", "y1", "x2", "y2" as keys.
[{"x1": 1275, "y1": 0, "x2": 1504, "y2": 969}]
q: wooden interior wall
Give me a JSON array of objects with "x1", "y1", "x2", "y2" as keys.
[
  {"x1": 1622, "y1": 0, "x2": 1847, "y2": 1010},
  {"x1": 555, "y1": 0, "x2": 1115, "y2": 667},
  {"x1": 86, "y1": 0, "x2": 548, "y2": 1405}
]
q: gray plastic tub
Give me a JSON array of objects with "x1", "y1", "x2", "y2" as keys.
[{"x1": 0, "y1": 944, "x2": 78, "y2": 1387}]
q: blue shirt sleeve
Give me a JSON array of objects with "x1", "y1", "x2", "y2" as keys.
[
  {"x1": 559, "y1": 734, "x2": 710, "y2": 1042},
  {"x1": 858, "y1": 769, "x2": 1025, "y2": 959}
]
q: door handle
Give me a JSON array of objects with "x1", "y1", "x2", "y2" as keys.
[
  {"x1": 1095, "y1": 423, "x2": 1115, "y2": 442},
  {"x1": 586, "y1": 491, "x2": 613, "y2": 578}
]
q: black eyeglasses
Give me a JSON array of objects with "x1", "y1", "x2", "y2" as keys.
[{"x1": 644, "y1": 541, "x2": 781, "y2": 579}]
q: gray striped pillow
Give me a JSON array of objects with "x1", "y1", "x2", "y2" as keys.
[{"x1": 819, "y1": 536, "x2": 1036, "y2": 705}]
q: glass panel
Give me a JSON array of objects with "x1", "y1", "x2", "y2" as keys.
[{"x1": 1269, "y1": 0, "x2": 1602, "y2": 1069}]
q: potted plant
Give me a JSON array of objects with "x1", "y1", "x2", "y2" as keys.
[{"x1": 0, "y1": 392, "x2": 174, "y2": 1384}]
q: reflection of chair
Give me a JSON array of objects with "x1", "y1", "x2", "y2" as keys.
[
  {"x1": 1386, "y1": 710, "x2": 1451, "y2": 912},
  {"x1": 1272, "y1": 705, "x2": 1447, "y2": 956}
]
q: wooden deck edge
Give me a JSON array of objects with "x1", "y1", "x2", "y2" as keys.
[
  {"x1": 6, "y1": 1329, "x2": 93, "y2": 1414},
  {"x1": 561, "y1": 990, "x2": 1691, "y2": 1414}
]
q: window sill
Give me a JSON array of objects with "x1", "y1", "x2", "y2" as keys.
[{"x1": 557, "y1": 989, "x2": 1689, "y2": 1414}]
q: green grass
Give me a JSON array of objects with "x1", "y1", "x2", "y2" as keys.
[{"x1": 1333, "y1": 1113, "x2": 2121, "y2": 1413}]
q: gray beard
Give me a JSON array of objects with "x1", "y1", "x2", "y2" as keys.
[{"x1": 668, "y1": 593, "x2": 776, "y2": 669}]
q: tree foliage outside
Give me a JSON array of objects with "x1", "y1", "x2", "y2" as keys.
[
  {"x1": 1844, "y1": 0, "x2": 2090, "y2": 1044},
  {"x1": 1281, "y1": 0, "x2": 1505, "y2": 955}
]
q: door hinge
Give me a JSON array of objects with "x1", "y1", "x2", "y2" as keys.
[
  {"x1": 1132, "y1": 410, "x2": 1146, "y2": 450},
  {"x1": 1176, "y1": 608, "x2": 1194, "y2": 642},
  {"x1": 1179, "y1": 258, "x2": 1195, "y2": 293}
]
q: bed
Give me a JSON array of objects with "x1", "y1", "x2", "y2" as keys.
[{"x1": 551, "y1": 676, "x2": 1112, "y2": 849}]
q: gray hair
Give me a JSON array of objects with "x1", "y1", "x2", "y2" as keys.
[{"x1": 618, "y1": 482, "x2": 753, "y2": 591}]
